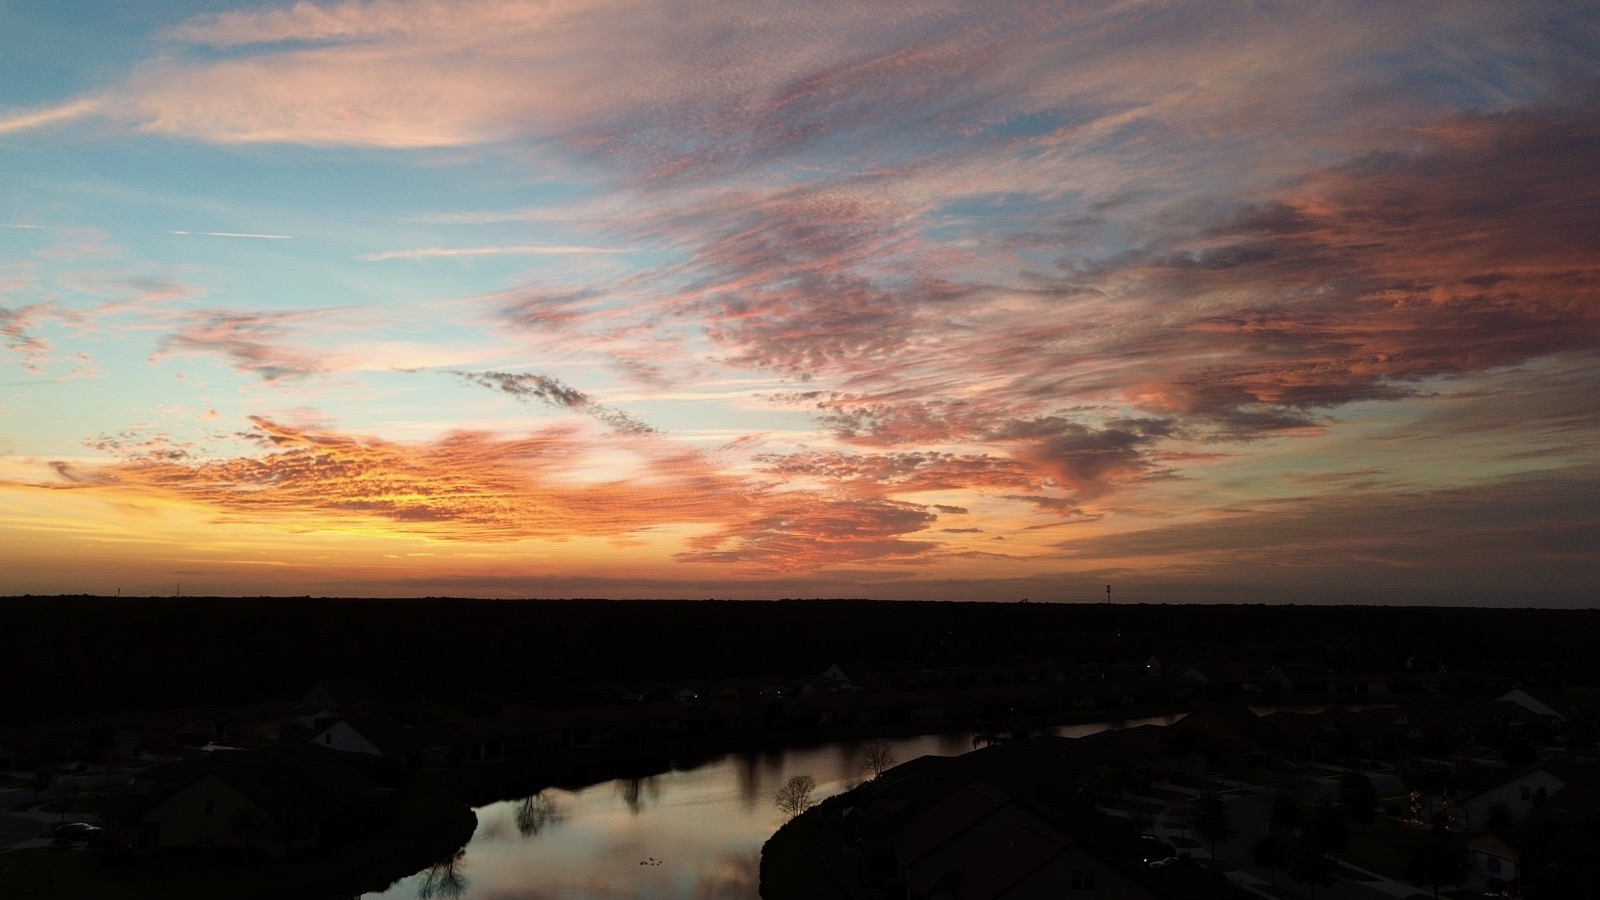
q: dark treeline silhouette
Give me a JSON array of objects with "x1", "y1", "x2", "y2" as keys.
[{"x1": 4, "y1": 596, "x2": 1599, "y2": 724}]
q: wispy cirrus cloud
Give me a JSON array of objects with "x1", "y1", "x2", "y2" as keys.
[
  {"x1": 677, "y1": 496, "x2": 940, "y2": 572},
  {"x1": 151, "y1": 309, "x2": 336, "y2": 383},
  {"x1": 0, "y1": 97, "x2": 105, "y2": 135},
  {"x1": 1073, "y1": 103, "x2": 1600, "y2": 435},
  {"x1": 34, "y1": 417, "x2": 728, "y2": 540},
  {"x1": 1056, "y1": 465, "x2": 1600, "y2": 582},
  {"x1": 6, "y1": 1, "x2": 1600, "y2": 597},
  {"x1": 0, "y1": 303, "x2": 55, "y2": 372},
  {"x1": 362, "y1": 244, "x2": 632, "y2": 261},
  {"x1": 26, "y1": 417, "x2": 961, "y2": 571},
  {"x1": 168, "y1": 230, "x2": 294, "y2": 240},
  {"x1": 451, "y1": 369, "x2": 659, "y2": 436}
]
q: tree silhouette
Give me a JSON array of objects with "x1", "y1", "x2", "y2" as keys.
[
  {"x1": 616, "y1": 776, "x2": 657, "y2": 815},
  {"x1": 1338, "y1": 772, "x2": 1376, "y2": 824},
  {"x1": 1270, "y1": 790, "x2": 1305, "y2": 833},
  {"x1": 1405, "y1": 839, "x2": 1465, "y2": 899},
  {"x1": 774, "y1": 774, "x2": 817, "y2": 819},
  {"x1": 29, "y1": 769, "x2": 56, "y2": 800},
  {"x1": 229, "y1": 807, "x2": 268, "y2": 850},
  {"x1": 418, "y1": 848, "x2": 470, "y2": 900},
  {"x1": 1251, "y1": 833, "x2": 1292, "y2": 886},
  {"x1": 1289, "y1": 839, "x2": 1336, "y2": 898},
  {"x1": 858, "y1": 740, "x2": 898, "y2": 781},
  {"x1": 273, "y1": 810, "x2": 313, "y2": 854},
  {"x1": 515, "y1": 792, "x2": 562, "y2": 837},
  {"x1": 1305, "y1": 797, "x2": 1349, "y2": 858},
  {"x1": 1183, "y1": 792, "x2": 1238, "y2": 860}
]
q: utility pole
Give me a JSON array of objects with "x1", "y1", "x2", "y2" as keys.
[{"x1": 1105, "y1": 584, "x2": 1111, "y2": 604}]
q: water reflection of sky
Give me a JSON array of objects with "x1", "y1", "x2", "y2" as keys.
[{"x1": 363, "y1": 720, "x2": 1178, "y2": 899}]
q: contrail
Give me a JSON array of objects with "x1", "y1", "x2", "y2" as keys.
[{"x1": 168, "y1": 230, "x2": 294, "y2": 240}]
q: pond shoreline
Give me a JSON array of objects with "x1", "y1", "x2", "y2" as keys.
[
  {"x1": 0, "y1": 704, "x2": 1191, "y2": 899},
  {"x1": 443, "y1": 702, "x2": 1188, "y2": 810}
]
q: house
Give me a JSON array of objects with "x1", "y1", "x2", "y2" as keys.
[
  {"x1": 1495, "y1": 688, "x2": 1569, "y2": 727},
  {"x1": 1448, "y1": 763, "x2": 1568, "y2": 831},
  {"x1": 1059, "y1": 725, "x2": 1197, "y2": 785},
  {"x1": 1173, "y1": 701, "x2": 1272, "y2": 773},
  {"x1": 822, "y1": 662, "x2": 863, "y2": 690},
  {"x1": 107, "y1": 743, "x2": 378, "y2": 858},
  {"x1": 309, "y1": 711, "x2": 420, "y2": 764},
  {"x1": 556, "y1": 709, "x2": 620, "y2": 749},
  {"x1": 1260, "y1": 710, "x2": 1337, "y2": 762},
  {"x1": 0, "y1": 723, "x2": 54, "y2": 769},
  {"x1": 1175, "y1": 664, "x2": 1264, "y2": 695},
  {"x1": 302, "y1": 679, "x2": 374, "y2": 717},
  {"x1": 1261, "y1": 663, "x2": 1335, "y2": 696},
  {"x1": 892, "y1": 781, "x2": 1159, "y2": 899},
  {"x1": 229, "y1": 699, "x2": 302, "y2": 743},
  {"x1": 104, "y1": 709, "x2": 194, "y2": 757},
  {"x1": 1467, "y1": 834, "x2": 1519, "y2": 883}
]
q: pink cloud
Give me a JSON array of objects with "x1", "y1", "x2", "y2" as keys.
[
  {"x1": 0, "y1": 303, "x2": 54, "y2": 372},
  {"x1": 151, "y1": 309, "x2": 336, "y2": 382}
]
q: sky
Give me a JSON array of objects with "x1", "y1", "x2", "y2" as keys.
[{"x1": 2, "y1": 1, "x2": 1597, "y2": 603}]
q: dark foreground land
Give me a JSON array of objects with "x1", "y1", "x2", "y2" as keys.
[
  {"x1": 6, "y1": 597, "x2": 1600, "y2": 723},
  {"x1": 4, "y1": 597, "x2": 1600, "y2": 899}
]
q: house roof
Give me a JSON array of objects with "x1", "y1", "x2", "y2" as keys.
[
  {"x1": 318, "y1": 711, "x2": 419, "y2": 756},
  {"x1": 932, "y1": 820, "x2": 1073, "y2": 899},
  {"x1": 1522, "y1": 778, "x2": 1600, "y2": 829},
  {"x1": 1454, "y1": 761, "x2": 1561, "y2": 799},
  {"x1": 111, "y1": 742, "x2": 374, "y2": 824},
  {"x1": 1259, "y1": 709, "x2": 1335, "y2": 746},
  {"x1": 1467, "y1": 834, "x2": 1518, "y2": 860},
  {"x1": 895, "y1": 780, "x2": 1011, "y2": 864},
  {"x1": 1496, "y1": 687, "x2": 1573, "y2": 720},
  {"x1": 1174, "y1": 701, "x2": 1272, "y2": 746},
  {"x1": 304, "y1": 677, "x2": 373, "y2": 710}
]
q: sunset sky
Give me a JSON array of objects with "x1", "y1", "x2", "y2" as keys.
[{"x1": 3, "y1": 1, "x2": 1597, "y2": 603}]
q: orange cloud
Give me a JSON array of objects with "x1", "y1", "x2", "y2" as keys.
[
  {"x1": 37, "y1": 417, "x2": 742, "y2": 541},
  {"x1": 677, "y1": 496, "x2": 939, "y2": 572}
]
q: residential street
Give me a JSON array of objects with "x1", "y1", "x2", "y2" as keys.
[{"x1": 1145, "y1": 772, "x2": 1433, "y2": 900}]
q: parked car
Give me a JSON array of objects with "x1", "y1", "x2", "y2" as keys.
[
  {"x1": 1138, "y1": 836, "x2": 1176, "y2": 863},
  {"x1": 1148, "y1": 853, "x2": 1199, "y2": 869},
  {"x1": 53, "y1": 822, "x2": 102, "y2": 842}
]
